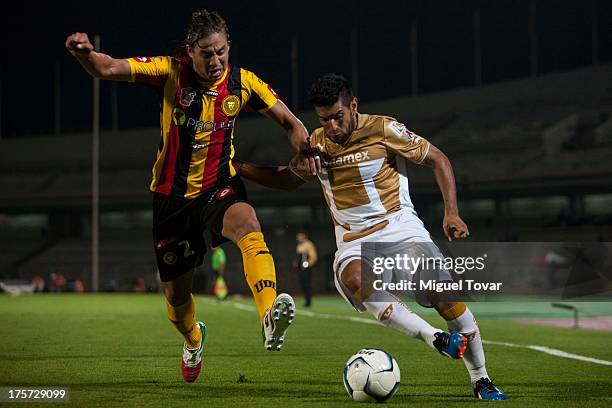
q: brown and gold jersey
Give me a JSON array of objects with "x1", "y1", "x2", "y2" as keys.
[
  {"x1": 127, "y1": 56, "x2": 279, "y2": 198},
  {"x1": 290, "y1": 113, "x2": 429, "y2": 235}
]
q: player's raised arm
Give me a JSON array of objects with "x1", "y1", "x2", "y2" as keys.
[
  {"x1": 65, "y1": 32, "x2": 131, "y2": 81},
  {"x1": 233, "y1": 160, "x2": 305, "y2": 191},
  {"x1": 420, "y1": 144, "x2": 470, "y2": 241}
]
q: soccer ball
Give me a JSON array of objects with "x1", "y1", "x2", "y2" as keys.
[{"x1": 343, "y1": 348, "x2": 401, "y2": 402}]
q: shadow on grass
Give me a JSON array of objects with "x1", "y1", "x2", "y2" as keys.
[{"x1": 69, "y1": 381, "x2": 342, "y2": 400}]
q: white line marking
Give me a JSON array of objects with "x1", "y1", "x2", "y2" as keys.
[
  {"x1": 482, "y1": 340, "x2": 612, "y2": 366},
  {"x1": 228, "y1": 302, "x2": 256, "y2": 312},
  {"x1": 299, "y1": 309, "x2": 382, "y2": 325},
  {"x1": 205, "y1": 298, "x2": 612, "y2": 366}
]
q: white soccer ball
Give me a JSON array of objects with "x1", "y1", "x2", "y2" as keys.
[{"x1": 343, "y1": 348, "x2": 401, "y2": 403}]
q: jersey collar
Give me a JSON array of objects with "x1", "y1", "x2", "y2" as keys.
[
  {"x1": 212, "y1": 66, "x2": 229, "y2": 88},
  {"x1": 355, "y1": 112, "x2": 369, "y2": 130}
]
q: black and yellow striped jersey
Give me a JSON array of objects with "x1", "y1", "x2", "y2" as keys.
[{"x1": 127, "y1": 56, "x2": 279, "y2": 198}]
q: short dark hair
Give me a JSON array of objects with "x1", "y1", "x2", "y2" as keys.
[
  {"x1": 185, "y1": 10, "x2": 230, "y2": 47},
  {"x1": 308, "y1": 73, "x2": 354, "y2": 107}
]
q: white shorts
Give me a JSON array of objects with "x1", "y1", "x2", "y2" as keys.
[{"x1": 332, "y1": 209, "x2": 450, "y2": 311}]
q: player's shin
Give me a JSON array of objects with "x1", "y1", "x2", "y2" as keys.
[
  {"x1": 237, "y1": 231, "x2": 277, "y2": 322},
  {"x1": 363, "y1": 296, "x2": 440, "y2": 349},
  {"x1": 442, "y1": 303, "x2": 488, "y2": 384},
  {"x1": 165, "y1": 294, "x2": 202, "y2": 349}
]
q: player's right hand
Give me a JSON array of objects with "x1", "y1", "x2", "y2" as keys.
[
  {"x1": 443, "y1": 213, "x2": 469, "y2": 241},
  {"x1": 65, "y1": 32, "x2": 94, "y2": 56},
  {"x1": 296, "y1": 138, "x2": 323, "y2": 176}
]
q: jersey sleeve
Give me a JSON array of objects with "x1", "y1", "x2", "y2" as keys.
[
  {"x1": 126, "y1": 56, "x2": 171, "y2": 88},
  {"x1": 383, "y1": 118, "x2": 430, "y2": 164},
  {"x1": 242, "y1": 70, "x2": 280, "y2": 113}
]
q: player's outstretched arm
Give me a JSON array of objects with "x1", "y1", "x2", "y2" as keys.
[
  {"x1": 65, "y1": 32, "x2": 131, "y2": 81},
  {"x1": 263, "y1": 101, "x2": 321, "y2": 175},
  {"x1": 421, "y1": 144, "x2": 470, "y2": 241},
  {"x1": 233, "y1": 160, "x2": 305, "y2": 191}
]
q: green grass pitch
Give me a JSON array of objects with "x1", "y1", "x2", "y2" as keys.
[{"x1": 1, "y1": 294, "x2": 611, "y2": 407}]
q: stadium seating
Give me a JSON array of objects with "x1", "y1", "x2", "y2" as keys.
[{"x1": 1, "y1": 64, "x2": 611, "y2": 292}]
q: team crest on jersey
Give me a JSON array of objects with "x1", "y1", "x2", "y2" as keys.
[
  {"x1": 179, "y1": 88, "x2": 197, "y2": 107},
  {"x1": 221, "y1": 95, "x2": 240, "y2": 116},
  {"x1": 389, "y1": 121, "x2": 420, "y2": 143},
  {"x1": 172, "y1": 108, "x2": 186, "y2": 126},
  {"x1": 134, "y1": 57, "x2": 152, "y2": 63},
  {"x1": 379, "y1": 304, "x2": 394, "y2": 321}
]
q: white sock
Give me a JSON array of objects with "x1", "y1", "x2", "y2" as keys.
[
  {"x1": 363, "y1": 295, "x2": 441, "y2": 349},
  {"x1": 446, "y1": 306, "x2": 489, "y2": 385}
]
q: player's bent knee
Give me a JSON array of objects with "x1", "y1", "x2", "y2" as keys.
[
  {"x1": 230, "y1": 218, "x2": 262, "y2": 243},
  {"x1": 240, "y1": 217, "x2": 261, "y2": 235},
  {"x1": 341, "y1": 268, "x2": 362, "y2": 295},
  {"x1": 433, "y1": 300, "x2": 467, "y2": 321},
  {"x1": 222, "y1": 203, "x2": 262, "y2": 242}
]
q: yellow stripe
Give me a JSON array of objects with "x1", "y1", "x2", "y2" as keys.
[
  {"x1": 150, "y1": 67, "x2": 180, "y2": 192},
  {"x1": 126, "y1": 59, "x2": 137, "y2": 82},
  {"x1": 229, "y1": 142, "x2": 237, "y2": 177},
  {"x1": 185, "y1": 97, "x2": 215, "y2": 198}
]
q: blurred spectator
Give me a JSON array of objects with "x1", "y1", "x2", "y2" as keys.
[
  {"x1": 73, "y1": 279, "x2": 85, "y2": 293},
  {"x1": 294, "y1": 232, "x2": 318, "y2": 307},
  {"x1": 211, "y1": 246, "x2": 228, "y2": 301},
  {"x1": 103, "y1": 279, "x2": 117, "y2": 292},
  {"x1": 49, "y1": 273, "x2": 66, "y2": 293},
  {"x1": 133, "y1": 277, "x2": 146, "y2": 293},
  {"x1": 31, "y1": 276, "x2": 45, "y2": 293}
]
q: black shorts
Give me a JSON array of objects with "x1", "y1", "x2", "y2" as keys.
[{"x1": 152, "y1": 176, "x2": 248, "y2": 282}]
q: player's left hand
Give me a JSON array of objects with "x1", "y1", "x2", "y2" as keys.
[{"x1": 443, "y1": 213, "x2": 469, "y2": 241}]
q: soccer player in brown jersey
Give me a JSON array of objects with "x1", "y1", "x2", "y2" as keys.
[
  {"x1": 65, "y1": 10, "x2": 320, "y2": 383},
  {"x1": 236, "y1": 74, "x2": 507, "y2": 400}
]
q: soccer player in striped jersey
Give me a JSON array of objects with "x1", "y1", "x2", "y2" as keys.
[
  {"x1": 66, "y1": 10, "x2": 320, "y2": 383},
  {"x1": 236, "y1": 74, "x2": 507, "y2": 400}
]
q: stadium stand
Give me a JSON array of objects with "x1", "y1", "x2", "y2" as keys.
[{"x1": 1, "y1": 64, "x2": 611, "y2": 292}]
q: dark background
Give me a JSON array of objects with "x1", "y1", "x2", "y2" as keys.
[{"x1": 1, "y1": 0, "x2": 611, "y2": 137}]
